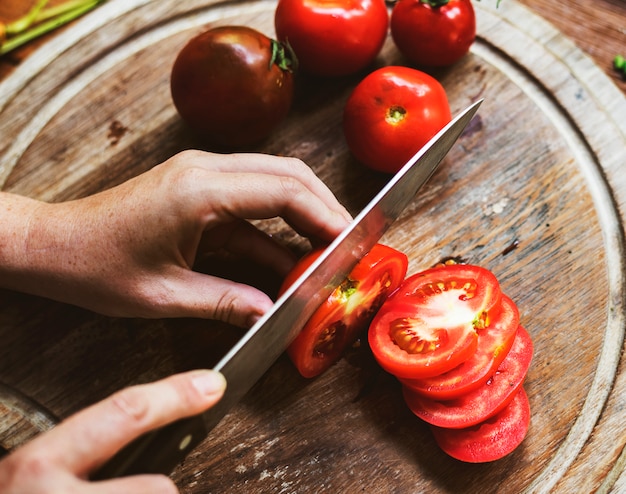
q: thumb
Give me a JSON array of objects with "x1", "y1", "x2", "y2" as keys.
[{"x1": 169, "y1": 271, "x2": 275, "y2": 327}]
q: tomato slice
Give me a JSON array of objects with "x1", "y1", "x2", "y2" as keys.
[
  {"x1": 431, "y1": 388, "x2": 531, "y2": 463},
  {"x1": 403, "y1": 325, "x2": 533, "y2": 428},
  {"x1": 368, "y1": 264, "x2": 503, "y2": 379},
  {"x1": 401, "y1": 295, "x2": 520, "y2": 399},
  {"x1": 280, "y1": 244, "x2": 408, "y2": 378}
]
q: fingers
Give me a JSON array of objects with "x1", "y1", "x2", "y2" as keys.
[
  {"x1": 29, "y1": 370, "x2": 226, "y2": 477},
  {"x1": 198, "y1": 220, "x2": 298, "y2": 277},
  {"x1": 169, "y1": 151, "x2": 352, "y2": 241},
  {"x1": 177, "y1": 151, "x2": 352, "y2": 223},
  {"x1": 89, "y1": 474, "x2": 179, "y2": 494},
  {"x1": 165, "y1": 270, "x2": 275, "y2": 327},
  {"x1": 192, "y1": 171, "x2": 350, "y2": 243}
]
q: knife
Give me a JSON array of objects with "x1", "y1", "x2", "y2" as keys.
[{"x1": 93, "y1": 98, "x2": 482, "y2": 479}]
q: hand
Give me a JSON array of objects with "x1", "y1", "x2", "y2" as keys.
[
  {"x1": 0, "y1": 369, "x2": 226, "y2": 493},
  {"x1": 0, "y1": 151, "x2": 352, "y2": 327}
]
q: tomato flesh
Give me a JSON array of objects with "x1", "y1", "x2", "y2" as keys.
[
  {"x1": 403, "y1": 325, "x2": 533, "y2": 428},
  {"x1": 281, "y1": 244, "x2": 408, "y2": 378},
  {"x1": 431, "y1": 388, "x2": 531, "y2": 463},
  {"x1": 402, "y1": 295, "x2": 520, "y2": 399},
  {"x1": 368, "y1": 264, "x2": 502, "y2": 379}
]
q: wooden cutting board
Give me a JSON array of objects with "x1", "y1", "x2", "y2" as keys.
[{"x1": 1, "y1": 0, "x2": 625, "y2": 492}]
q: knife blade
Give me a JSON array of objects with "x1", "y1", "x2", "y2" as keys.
[{"x1": 93, "y1": 98, "x2": 482, "y2": 479}]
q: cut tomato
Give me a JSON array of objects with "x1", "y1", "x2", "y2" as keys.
[
  {"x1": 403, "y1": 325, "x2": 533, "y2": 428},
  {"x1": 401, "y1": 295, "x2": 520, "y2": 399},
  {"x1": 368, "y1": 264, "x2": 503, "y2": 379},
  {"x1": 431, "y1": 388, "x2": 531, "y2": 463},
  {"x1": 279, "y1": 244, "x2": 408, "y2": 378}
]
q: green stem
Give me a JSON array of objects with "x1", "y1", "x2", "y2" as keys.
[
  {"x1": 6, "y1": 0, "x2": 49, "y2": 36},
  {"x1": 614, "y1": 55, "x2": 626, "y2": 78},
  {"x1": 420, "y1": 0, "x2": 450, "y2": 7},
  {"x1": 270, "y1": 38, "x2": 299, "y2": 73},
  {"x1": 34, "y1": 0, "x2": 100, "y2": 23},
  {"x1": 0, "y1": 0, "x2": 102, "y2": 56}
]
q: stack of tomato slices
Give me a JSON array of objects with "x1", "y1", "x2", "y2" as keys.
[{"x1": 368, "y1": 263, "x2": 533, "y2": 463}]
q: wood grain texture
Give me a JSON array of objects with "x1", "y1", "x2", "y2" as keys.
[{"x1": 0, "y1": 0, "x2": 625, "y2": 492}]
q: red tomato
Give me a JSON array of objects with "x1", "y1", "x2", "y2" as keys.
[
  {"x1": 280, "y1": 244, "x2": 408, "y2": 378},
  {"x1": 368, "y1": 264, "x2": 502, "y2": 379},
  {"x1": 402, "y1": 295, "x2": 520, "y2": 399},
  {"x1": 274, "y1": 0, "x2": 389, "y2": 77},
  {"x1": 403, "y1": 325, "x2": 533, "y2": 428},
  {"x1": 170, "y1": 26, "x2": 296, "y2": 149},
  {"x1": 391, "y1": 0, "x2": 476, "y2": 67},
  {"x1": 431, "y1": 388, "x2": 531, "y2": 463},
  {"x1": 343, "y1": 66, "x2": 451, "y2": 173}
]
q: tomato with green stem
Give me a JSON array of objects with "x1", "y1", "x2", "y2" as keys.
[
  {"x1": 390, "y1": 0, "x2": 476, "y2": 67},
  {"x1": 368, "y1": 264, "x2": 503, "y2": 379},
  {"x1": 274, "y1": 0, "x2": 389, "y2": 77},
  {"x1": 343, "y1": 66, "x2": 451, "y2": 173},
  {"x1": 279, "y1": 244, "x2": 408, "y2": 378},
  {"x1": 170, "y1": 26, "x2": 296, "y2": 149}
]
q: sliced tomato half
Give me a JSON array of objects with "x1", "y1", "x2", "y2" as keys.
[
  {"x1": 403, "y1": 325, "x2": 533, "y2": 428},
  {"x1": 368, "y1": 264, "x2": 503, "y2": 379},
  {"x1": 280, "y1": 244, "x2": 408, "y2": 378},
  {"x1": 401, "y1": 294, "x2": 520, "y2": 399},
  {"x1": 431, "y1": 388, "x2": 531, "y2": 463}
]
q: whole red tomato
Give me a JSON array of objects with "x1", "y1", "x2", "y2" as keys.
[
  {"x1": 343, "y1": 66, "x2": 451, "y2": 173},
  {"x1": 170, "y1": 26, "x2": 296, "y2": 149},
  {"x1": 274, "y1": 0, "x2": 389, "y2": 77},
  {"x1": 391, "y1": 0, "x2": 476, "y2": 67}
]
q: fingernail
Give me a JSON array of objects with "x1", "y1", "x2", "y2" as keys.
[
  {"x1": 246, "y1": 299, "x2": 273, "y2": 328},
  {"x1": 191, "y1": 370, "x2": 227, "y2": 396},
  {"x1": 246, "y1": 309, "x2": 267, "y2": 328},
  {"x1": 341, "y1": 208, "x2": 354, "y2": 224},
  {"x1": 336, "y1": 209, "x2": 353, "y2": 229}
]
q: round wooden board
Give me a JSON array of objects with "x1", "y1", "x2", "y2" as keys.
[{"x1": 1, "y1": 0, "x2": 625, "y2": 492}]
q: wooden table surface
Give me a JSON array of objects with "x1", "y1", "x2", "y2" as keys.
[
  {"x1": 2, "y1": 0, "x2": 625, "y2": 92},
  {"x1": 1, "y1": 1, "x2": 626, "y2": 493}
]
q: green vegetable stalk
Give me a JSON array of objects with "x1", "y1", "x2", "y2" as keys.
[
  {"x1": 614, "y1": 55, "x2": 626, "y2": 79},
  {"x1": 1, "y1": 0, "x2": 106, "y2": 56}
]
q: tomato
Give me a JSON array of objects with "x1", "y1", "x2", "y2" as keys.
[
  {"x1": 280, "y1": 244, "x2": 408, "y2": 378},
  {"x1": 391, "y1": 0, "x2": 476, "y2": 67},
  {"x1": 170, "y1": 26, "x2": 296, "y2": 149},
  {"x1": 431, "y1": 388, "x2": 531, "y2": 463},
  {"x1": 343, "y1": 66, "x2": 451, "y2": 173},
  {"x1": 402, "y1": 295, "x2": 520, "y2": 399},
  {"x1": 403, "y1": 325, "x2": 533, "y2": 428},
  {"x1": 368, "y1": 264, "x2": 502, "y2": 379},
  {"x1": 274, "y1": 0, "x2": 388, "y2": 77}
]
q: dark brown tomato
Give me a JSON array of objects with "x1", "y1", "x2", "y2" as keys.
[{"x1": 170, "y1": 26, "x2": 296, "y2": 149}]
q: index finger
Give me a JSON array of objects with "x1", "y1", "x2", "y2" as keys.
[
  {"x1": 173, "y1": 151, "x2": 353, "y2": 224},
  {"x1": 200, "y1": 171, "x2": 352, "y2": 242}
]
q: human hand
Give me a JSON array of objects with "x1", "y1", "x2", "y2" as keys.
[
  {"x1": 0, "y1": 151, "x2": 352, "y2": 327},
  {"x1": 0, "y1": 369, "x2": 226, "y2": 493}
]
